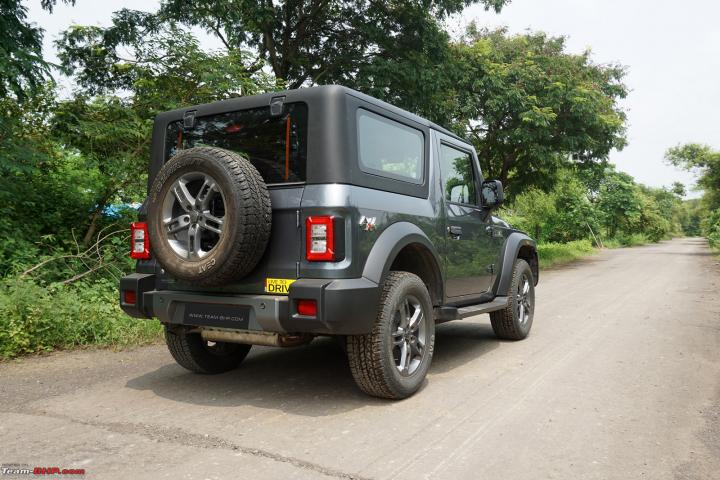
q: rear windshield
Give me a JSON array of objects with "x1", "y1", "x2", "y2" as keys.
[{"x1": 165, "y1": 102, "x2": 308, "y2": 184}]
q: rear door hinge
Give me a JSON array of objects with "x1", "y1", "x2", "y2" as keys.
[
  {"x1": 183, "y1": 110, "x2": 196, "y2": 129},
  {"x1": 270, "y1": 96, "x2": 286, "y2": 117}
]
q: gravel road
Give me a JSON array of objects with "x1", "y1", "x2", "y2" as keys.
[{"x1": 1, "y1": 237, "x2": 718, "y2": 479}]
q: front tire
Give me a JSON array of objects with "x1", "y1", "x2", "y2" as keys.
[
  {"x1": 346, "y1": 272, "x2": 435, "y2": 399},
  {"x1": 490, "y1": 259, "x2": 535, "y2": 340},
  {"x1": 165, "y1": 327, "x2": 252, "y2": 374}
]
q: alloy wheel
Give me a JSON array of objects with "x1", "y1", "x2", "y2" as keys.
[
  {"x1": 161, "y1": 172, "x2": 226, "y2": 259},
  {"x1": 516, "y1": 273, "x2": 533, "y2": 325},
  {"x1": 391, "y1": 295, "x2": 427, "y2": 376}
]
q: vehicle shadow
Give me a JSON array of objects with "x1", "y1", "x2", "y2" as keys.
[{"x1": 126, "y1": 320, "x2": 500, "y2": 416}]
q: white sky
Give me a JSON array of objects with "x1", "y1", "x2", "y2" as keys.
[{"x1": 28, "y1": 0, "x2": 719, "y2": 197}]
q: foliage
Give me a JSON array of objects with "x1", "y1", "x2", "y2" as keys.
[
  {"x1": 503, "y1": 166, "x2": 682, "y2": 247},
  {"x1": 0, "y1": 0, "x2": 74, "y2": 101},
  {"x1": 0, "y1": 276, "x2": 162, "y2": 359},
  {"x1": 704, "y1": 209, "x2": 720, "y2": 249},
  {"x1": 676, "y1": 199, "x2": 704, "y2": 236},
  {"x1": 546, "y1": 175, "x2": 602, "y2": 243},
  {"x1": 666, "y1": 144, "x2": 720, "y2": 249},
  {"x1": 57, "y1": 23, "x2": 277, "y2": 112},
  {"x1": 665, "y1": 144, "x2": 720, "y2": 210},
  {"x1": 537, "y1": 240, "x2": 595, "y2": 269},
  {"x1": 596, "y1": 168, "x2": 642, "y2": 238},
  {"x1": 451, "y1": 27, "x2": 628, "y2": 197},
  {"x1": 67, "y1": 0, "x2": 507, "y2": 90}
]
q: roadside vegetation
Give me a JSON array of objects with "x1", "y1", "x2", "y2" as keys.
[{"x1": 1, "y1": 0, "x2": 716, "y2": 358}]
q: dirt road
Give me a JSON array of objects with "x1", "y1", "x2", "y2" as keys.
[{"x1": 1, "y1": 238, "x2": 718, "y2": 479}]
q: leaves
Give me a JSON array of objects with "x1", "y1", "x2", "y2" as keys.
[{"x1": 451, "y1": 28, "x2": 628, "y2": 197}]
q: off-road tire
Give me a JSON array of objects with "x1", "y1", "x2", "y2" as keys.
[
  {"x1": 164, "y1": 327, "x2": 252, "y2": 374},
  {"x1": 346, "y1": 272, "x2": 435, "y2": 399},
  {"x1": 490, "y1": 259, "x2": 535, "y2": 340},
  {"x1": 147, "y1": 146, "x2": 271, "y2": 286}
]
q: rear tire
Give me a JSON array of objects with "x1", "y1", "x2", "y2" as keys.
[
  {"x1": 164, "y1": 327, "x2": 252, "y2": 374},
  {"x1": 490, "y1": 259, "x2": 535, "y2": 340},
  {"x1": 346, "y1": 272, "x2": 435, "y2": 399}
]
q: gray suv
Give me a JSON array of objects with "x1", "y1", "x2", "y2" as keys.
[{"x1": 120, "y1": 85, "x2": 539, "y2": 399}]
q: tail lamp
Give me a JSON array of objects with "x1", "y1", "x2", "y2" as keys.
[
  {"x1": 130, "y1": 222, "x2": 151, "y2": 259},
  {"x1": 122, "y1": 289, "x2": 137, "y2": 305},
  {"x1": 296, "y1": 299, "x2": 317, "y2": 317},
  {"x1": 306, "y1": 216, "x2": 335, "y2": 261}
]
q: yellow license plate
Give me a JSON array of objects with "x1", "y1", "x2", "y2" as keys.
[{"x1": 264, "y1": 278, "x2": 295, "y2": 294}]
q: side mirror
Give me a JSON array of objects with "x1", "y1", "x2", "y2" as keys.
[{"x1": 481, "y1": 180, "x2": 504, "y2": 208}]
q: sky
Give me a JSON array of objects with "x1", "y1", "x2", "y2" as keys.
[{"x1": 28, "y1": 0, "x2": 720, "y2": 197}]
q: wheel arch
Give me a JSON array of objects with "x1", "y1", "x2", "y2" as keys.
[
  {"x1": 362, "y1": 222, "x2": 444, "y2": 306},
  {"x1": 493, "y1": 232, "x2": 539, "y2": 296}
]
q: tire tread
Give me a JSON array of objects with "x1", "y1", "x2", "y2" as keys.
[
  {"x1": 490, "y1": 259, "x2": 533, "y2": 340},
  {"x1": 346, "y1": 272, "x2": 432, "y2": 399}
]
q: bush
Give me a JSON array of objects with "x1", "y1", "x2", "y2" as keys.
[
  {"x1": 0, "y1": 276, "x2": 162, "y2": 359},
  {"x1": 615, "y1": 233, "x2": 650, "y2": 247},
  {"x1": 537, "y1": 239, "x2": 596, "y2": 268},
  {"x1": 704, "y1": 209, "x2": 720, "y2": 249}
]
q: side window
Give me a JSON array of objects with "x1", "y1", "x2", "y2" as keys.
[
  {"x1": 439, "y1": 144, "x2": 477, "y2": 205},
  {"x1": 357, "y1": 109, "x2": 424, "y2": 183}
]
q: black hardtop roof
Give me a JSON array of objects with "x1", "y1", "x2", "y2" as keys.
[{"x1": 159, "y1": 84, "x2": 467, "y2": 144}]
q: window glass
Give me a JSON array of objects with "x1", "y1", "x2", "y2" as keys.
[
  {"x1": 439, "y1": 144, "x2": 477, "y2": 205},
  {"x1": 357, "y1": 109, "x2": 424, "y2": 183},
  {"x1": 165, "y1": 103, "x2": 308, "y2": 184}
]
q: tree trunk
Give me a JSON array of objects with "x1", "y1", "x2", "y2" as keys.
[
  {"x1": 499, "y1": 152, "x2": 514, "y2": 193},
  {"x1": 83, "y1": 191, "x2": 113, "y2": 246},
  {"x1": 82, "y1": 205, "x2": 104, "y2": 246}
]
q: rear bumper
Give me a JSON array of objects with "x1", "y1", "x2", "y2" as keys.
[{"x1": 119, "y1": 274, "x2": 380, "y2": 335}]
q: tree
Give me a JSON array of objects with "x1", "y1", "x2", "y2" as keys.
[
  {"x1": 665, "y1": 143, "x2": 720, "y2": 210},
  {"x1": 56, "y1": 1, "x2": 507, "y2": 111},
  {"x1": 671, "y1": 181, "x2": 686, "y2": 198},
  {"x1": 596, "y1": 168, "x2": 641, "y2": 238},
  {"x1": 57, "y1": 23, "x2": 277, "y2": 113},
  {"x1": 506, "y1": 188, "x2": 556, "y2": 242},
  {"x1": 0, "y1": 0, "x2": 75, "y2": 101},
  {"x1": 451, "y1": 27, "x2": 628, "y2": 197},
  {"x1": 666, "y1": 144, "x2": 720, "y2": 247}
]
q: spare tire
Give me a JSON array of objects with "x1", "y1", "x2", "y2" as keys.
[{"x1": 147, "y1": 147, "x2": 271, "y2": 286}]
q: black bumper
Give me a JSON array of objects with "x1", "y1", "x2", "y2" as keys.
[{"x1": 119, "y1": 274, "x2": 380, "y2": 335}]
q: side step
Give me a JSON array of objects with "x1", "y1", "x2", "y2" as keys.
[{"x1": 434, "y1": 296, "x2": 509, "y2": 322}]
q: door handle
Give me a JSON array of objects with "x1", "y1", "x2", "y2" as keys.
[{"x1": 448, "y1": 225, "x2": 462, "y2": 238}]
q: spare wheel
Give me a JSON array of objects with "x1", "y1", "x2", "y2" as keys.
[{"x1": 147, "y1": 146, "x2": 271, "y2": 286}]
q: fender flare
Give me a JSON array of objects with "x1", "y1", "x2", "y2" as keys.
[
  {"x1": 362, "y1": 222, "x2": 445, "y2": 302},
  {"x1": 493, "y1": 232, "x2": 538, "y2": 296}
]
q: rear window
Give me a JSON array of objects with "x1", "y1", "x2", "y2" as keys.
[
  {"x1": 356, "y1": 109, "x2": 424, "y2": 183},
  {"x1": 165, "y1": 103, "x2": 308, "y2": 184}
]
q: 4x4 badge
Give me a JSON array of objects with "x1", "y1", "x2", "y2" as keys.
[{"x1": 359, "y1": 216, "x2": 376, "y2": 231}]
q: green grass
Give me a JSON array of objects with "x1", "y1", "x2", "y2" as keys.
[
  {"x1": 603, "y1": 233, "x2": 656, "y2": 249},
  {"x1": 537, "y1": 239, "x2": 597, "y2": 269},
  {"x1": 0, "y1": 277, "x2": 163, "y2": 360}
]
